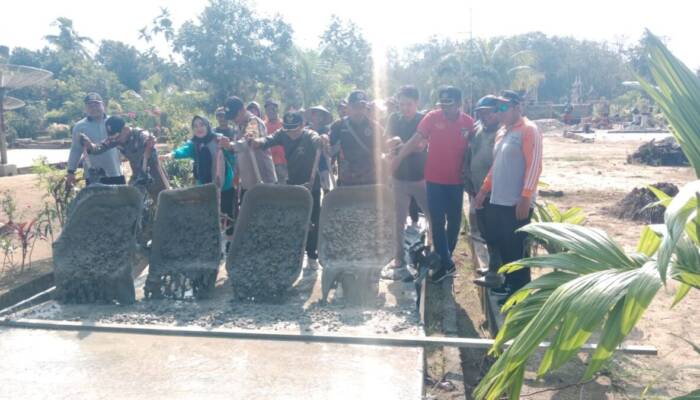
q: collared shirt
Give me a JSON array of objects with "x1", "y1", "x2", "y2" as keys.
[
  {"x1": 417, "y1": 110, "x2": 474, "y2": 185},
  {"x1": 481, "y1": 116, "x2": 543, "y2": 206},
  {"x1": 68, "y1": 117, "x2": 122, "y2": 177}
]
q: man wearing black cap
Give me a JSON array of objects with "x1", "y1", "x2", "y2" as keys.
[
  {"x1": 250, "y1": 110, "x2": 328, "y2": 264},
  {"x1": 222, "y1": 96, "x2": 277, "y2": 198},
  {"x1": 396, "y1": 86, "x2": 475, "y2": 282},
  {"x1": 329, "y1": 90, "x2": 381, "y2": 186},
  {"x1": 463, "y1": 95, "x2": 503, "y2": 287},
  {"x1": 66, "y1": 92, "x2": 124, "y2": 187},
  {"x1": 80, "y1": 115, "x2": 168, "y2": 201},
  {"x1": 475, "y1": 90, "x2": 543, "y2": 295}
]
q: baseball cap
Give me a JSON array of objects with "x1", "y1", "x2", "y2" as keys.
[
  {"x1": 84, "y1": 92, "x2": 103, "y2": 103},
  {"x1": 347, "y1": 90, "x2": 369, "y2": 105},
  {"x1": 282, "y1": 110, "x2": 304, "y2": 129},
  {"x1": 437, "y1": 86, "x2": 462, "y2": 106},
  {"x1": 105, "y1": 116, "x2": 126, "y2": 135},
  {"x1": 264, "y1": 99, "x2": 279, "y2": 108},
  {"x1": 474, "y1": 95, "x2": 501, "y2": 111},
  {"x1": 497, "y1": 90, "x2": 523, "y2": 105},
  {"x1": 224, "y1": 96, "x2": 244, "y2": 120}
]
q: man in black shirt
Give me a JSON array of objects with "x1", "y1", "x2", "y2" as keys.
[
  {"x1": 251, "y1": 111, "x2": 327, "y2": 264},
  {"x1": 385, "y1": 85, "x2": 429, "y2": 268},
  {"x1": 214, "y1": 107, "x2": 234, "y2": 138},
  {"x1": 329, "y1": 90, "x2": 381, "y2": 186}
]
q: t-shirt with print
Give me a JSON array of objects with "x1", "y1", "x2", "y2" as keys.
[
  {"x1": 386, "y1": 112, "x2": 426, "y2": 181},
  {"x1": 417, "y1": 109, "x2": 474, "y2": 185}
]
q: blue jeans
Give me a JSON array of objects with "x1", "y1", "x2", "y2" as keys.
[{"x1": 426, "y1": 182, "x2": 463, "y2": 268}]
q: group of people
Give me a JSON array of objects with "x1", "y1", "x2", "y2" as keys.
[{"x1": 66, "y1": 84, "x2": 542, "y2": 297}]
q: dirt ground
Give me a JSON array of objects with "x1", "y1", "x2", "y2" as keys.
[
  {"x1": 446, "y1": 132, "x2": 700, "y2": 400},
  {"x1": 3, "y1": 133, "x2": 700, "y2": 399}
]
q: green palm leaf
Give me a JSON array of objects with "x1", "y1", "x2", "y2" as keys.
[{"x1": 474, "y1": 225, "x2": 663, "y2": 400}]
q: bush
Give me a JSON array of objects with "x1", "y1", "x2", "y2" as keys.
[
  {"x1": 46, "y1": 123, "x2": 71, "y2": 140},
  {"x1": 5, "y1": 101, "x2": 47, "y2": 139}
]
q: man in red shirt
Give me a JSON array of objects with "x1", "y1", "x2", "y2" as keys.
[
  {"x1": 264, "y1": 99, "x2": 288, "y2": 184},
  {"x1": 396, "y1": 86, "x2": 475, "y2": 282}
]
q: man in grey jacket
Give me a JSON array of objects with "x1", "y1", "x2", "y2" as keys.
[{"x1": 66, "y1": 93, "x2": 123, "y2": 188}]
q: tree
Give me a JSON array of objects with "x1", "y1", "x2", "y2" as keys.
[
  {"x1": 173, "y1": 0, "x2": 294, "y2": 105},
  {"x1": 96, "y1": 40, "x2": 150, "y2": 91},
  {"x1": 44, "y1": 17, "x2": 94, "y2": 58},
  {"x1": 319, "y1": 15, "x2": 373, "y2": 90}
]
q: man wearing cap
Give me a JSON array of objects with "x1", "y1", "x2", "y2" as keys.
[
  {"x1": 66, "y1": 93, "x2": 124, "y2": 187},
  {"x1": 329, "y1": 90, "x2": 382, "y2": 186},
  {"x1": 264, "y1": 99, "x2": 288, "y2": 184},
  {"x1": 463, "y1": 95, "x2": 503, "y2": 287},
  {"x1": 214, "y1": 107, "x2": 234, "y2": 138},
  {"x1": 250, "y1": 111, "x2": 328, "y2": 265},
  {"x1": 475, "y1": 90, "x2": 543, "y2": 295},
  {"x1": 222, "y1": 96, "x2": 277, "y2": 201},
  {"x1": 396, "y1": 86, "x2": 475, "y2": 282},
  {"x1": 80, "y1": 115, "x2": 168, "y2": 201},
  {"x1": 385, "y1": 85, "x2": 429, "y2": 269}
]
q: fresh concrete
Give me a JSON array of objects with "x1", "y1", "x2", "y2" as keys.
[{"x1": 0, "y1": 326, "x2": 424, "y2": 399}]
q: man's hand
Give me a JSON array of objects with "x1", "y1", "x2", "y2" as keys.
[
  {"x1": 65, "y1": 173, "x2": 76, "y2": 190},
  {"x1": 217, "y1": 136, "x2": 232, "y2": 150},
  {"x1": 159, "y1": 153, "x2": 172, "y2": 162},
  {"x1": 145, "y1": 135, "x2": 156, "y2": 150},
  {"x1": 516, "y1": 196, "x2": 531, "y2": 221},
  {"x1": 79, "y1": 133, "x2": 95, "y2": 153},
  {"x1": 474, "y1": 190, "x2": 488, "y2": 209},
  {"x1": 386, "y1": 136, "x2": 402, "y2": 150},
  {"x1": 319, "y1": 134, "x2": 330, "y2": 149}
]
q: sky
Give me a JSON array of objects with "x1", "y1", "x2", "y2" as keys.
[{"x1": 1, "y1": 0, "x2": 698, "y2": 70}]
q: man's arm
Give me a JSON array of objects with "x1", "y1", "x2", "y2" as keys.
[
  {"x1": 520, "y1": 126, "x2": 543, "y2": 199},
  {"x1": 67, "y1": 123, "x2": 85, "y2": 173},
  {"x1": 85, "y1": 135, "x2": 119, "y2": 155}
]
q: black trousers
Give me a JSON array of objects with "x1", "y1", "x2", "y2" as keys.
[
  {"x1": 478, "y1": 201, "x2": 532, "y2": 292},
  {"x1": 306, "y1": 188, "x2": 321, "y2": 259}
]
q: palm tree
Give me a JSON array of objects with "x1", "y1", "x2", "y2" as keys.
[
  {"x1": 44, "y1": 17, "x2": 94, "y2": 58},
  {"x1": 473, "y1": 31, "x2": 700, "y2": 400}
]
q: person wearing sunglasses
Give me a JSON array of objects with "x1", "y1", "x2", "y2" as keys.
[
  {"x1": 474, "y1": 90, "x2": 543, "y2": 297},
  {"x1": 395, "y1": 86, "x2": 476, "y2": 282}
]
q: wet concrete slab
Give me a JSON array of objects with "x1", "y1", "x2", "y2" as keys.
[{"x1": 0, "y1": 326, "x2": 423, "y2": 399}]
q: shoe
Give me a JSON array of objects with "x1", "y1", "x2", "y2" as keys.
[
  {"x1": 473, "y1": 271, "x2": 504, "y2": 288},
  {"x1": 431, "y1": 265, "x2": 456, "y2": 283},
  {"x1": 475, "y1": 266, "x2": 489, "y2": 276}
]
